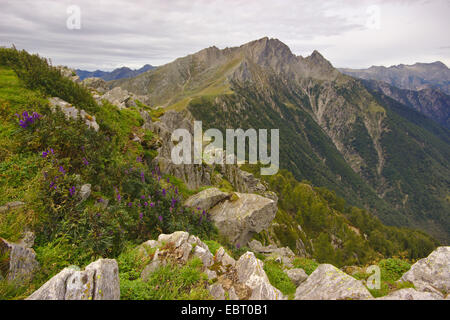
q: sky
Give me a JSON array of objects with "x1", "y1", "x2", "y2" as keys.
[{"x1": 0, "y1": 0, "x2": 449, "y2": 71}]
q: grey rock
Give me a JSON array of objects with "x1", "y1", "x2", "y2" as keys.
[
  {"x1": 79, "y1": 184, "x2": 91, "y2": 202},
  {"x1": 49, "y1": 97, "x2": 99, "y2": 131},
  {"x1": 27, "y1": 258, "x2": 119, "y2": 300},
  {"x1": 209, "y1": 193, "x2": 277, "y2": 246},
  {"x1": 236, "y1": 252, "x2": 285, "y2": 300},
  {"x1": 204, "y1": 269, "x2": 217, "y2": 280},
  {"x1": 184, "y1": 188, "x2": 230, "y2": 211},
  {"x1": 228, "y1": 287, "x2": 240, "y2": 300},
  {"x1": 249, "y1": 240, "x2": 295, "y2": 268},
  {"x1": 0, "y1": 237, "x2": 39, "y2": 283},
  {"x1": 193, "y1": 245, "x2": 213, "y2": 267},
  {"x1": 294, "y1": 264, "x2": 372, "y2": 300},
  {"x1": 286, "y1": 268, "x2": 308, "y2": 286},
  {"x1": 215, "y1": 247, "x2": 236, "y2": 267},
  {"x1": 209, "y1": 283, "x2": 226, "y2": 300},
  {"x1": 401, "y1": 246, "x2": 450, "y2": 296},
  {"x1": 158, "y1": 231, "x2": 190, "y2": 248}
]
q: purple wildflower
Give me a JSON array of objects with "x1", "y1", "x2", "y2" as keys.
[
  {"x1": 128, "y1": 202, "x2": 133, "y2": 207},
  {"x1": 42, "y1": 150, "x2": 48, "y2": 158},
  {"x1": 162, "y1": 189, "x2": 166, "y2": 197},
  {"x1": 82, "y1": 157, "x2": 89, "y2": 166},
  {"x1": 136, "y1": 156, "x2": 143, "y2": 163},
  {"x1": 158, "y1": 215, "x2": 163, "y2": 222},
  {"x1": 58, "y1": 166, "x2": 66, "y2": 175},
  {"x1": 150, "y1": 202, "x2": 155, "y2": 208},
  {"x1": 140, "y1": 171, "x2": 145, "y2": 183},
  {"x1": 139, "y1": 212, "x2": 143, "y2": 220},
  {"x1": 69, "y1": 186, "x2": 76, "y2": 197},
  {"x1": 17, "y1": 111, "x2": 42, "y2": 128}
]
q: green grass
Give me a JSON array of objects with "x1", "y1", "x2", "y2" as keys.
[
  {"x1": 292, "y1": 257, "x2": 319, "y2": 276},
  {"x1": 263, "y1": 260, "x2": 296, "y2": 299},
  {"x1": 119, "y1": 256, "x2": 212, "y2": 300}
]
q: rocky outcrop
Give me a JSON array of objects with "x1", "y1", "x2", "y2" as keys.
[
  {"x1": 49, "y1": 97, "x2": 99, "y2": 131},
  {"x1": 294, "y1": 264, "x2": 372, "y2": 300},
  {"x1": 209, "y1": 193, "x2": 277, "y2": 246},
  {"x1": 377, "y1": 288, "x2": 443, "y2": 300},
  {"x1": 400, "y1": 246, "x2": 449, "y2": 296},
  {"x1": 248, "y1": 240, "x2": 295, "y2": 268},
  {"x1": 184, "y1": 188, "x2": 231, "y2": 211},
  {"x1": 81, "y1": 77, "x2": 107, "y2": 93},
  {"x1": 26, "y1": 259, "x2": 120, "y2": 300},
  {"x1": 0, "y1": 233, "x2": 39, "y2": 283},
  {"x1": 57, "y1": 66, "x2": 80, "y2": 83},
  {"x1": 236, "y1": 252, "x2": 285, "y2": 300}
]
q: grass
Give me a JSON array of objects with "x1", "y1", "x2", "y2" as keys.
[
  {"x1": 119, "y1": 253, "x2": 212, "y2": 300},
  {"x1": 292, "y1": 257, "x2": 319, "y2": 275},
  {"x1": 263, "y1": 260, "x2": 296, "y2": 299}
]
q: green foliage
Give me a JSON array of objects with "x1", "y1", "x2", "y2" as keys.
[
  {"x1": 120, "y1": 257, "x2": 212, "y2": 300},
  {"x1": 292, "y1": 258, "x2": 319, "y2": 276},
  {"x1": 378, "y1": 258, "x2": 411, "y2": 282},
  {"x1": 204, "y1": 240, "x2": 222, "y2": 255},
  {"x1": 0, "y1": 47, "x2": 98, "y2": 114},
  {"x1": 263, "y1": 260, "x2": 296, "y2": 299}
]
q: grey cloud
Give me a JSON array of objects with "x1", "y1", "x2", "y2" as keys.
[{"x1": 0, "y1": 0, "x2": 448, "y2": 70}]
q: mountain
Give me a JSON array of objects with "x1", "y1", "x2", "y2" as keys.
[
  {"x1": 110, "y1": 37, "x2": 450, "y2": 243},
  {"x1": 76, "y1": 64, "x2": 155, "y2": 81},
  {"x1": 339, "y1": 61, "x2": 450, "y2": 95},
  {"x1": 361, "y1": 79, "x2": 450, "y2": 128}
]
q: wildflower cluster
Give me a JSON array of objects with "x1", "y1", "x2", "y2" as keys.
[{"x1": 16, "y1": 110, "x2": 42, "y2": 128}]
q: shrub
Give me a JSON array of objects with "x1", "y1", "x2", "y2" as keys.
[{"x1": 292, "y1": 257, "x2": 319, "y2": 275}]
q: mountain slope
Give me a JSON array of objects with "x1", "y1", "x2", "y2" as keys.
[
  {"x1": 110, "y1": 38, "x2": 450, "y2": 243},
  {"x1": 76, "y1": 64, "x2": 155, "y2": 81},
  {"x1": 339, "y1": 61, "x2": 450, "y2": 94},
  {"x1": 361, "y1": 79, "x2": 450, "y2": 128}
]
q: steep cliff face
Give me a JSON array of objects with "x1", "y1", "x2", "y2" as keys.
[
  {"x1": 110, "y1": 38, "x2": 450, "y2": 243},
  {"x1": 362, "y1": 79, "x2": 450, "y2": 129}
]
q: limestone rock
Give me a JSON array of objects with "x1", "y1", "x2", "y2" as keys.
[
  {"x1": 27, "y1": 259, "x2": 119, "y2": 300},
  {"x1": 79, "y1": 184, "x2": 91, "y2": 202},
  {"x1": 286, "y1": 268, "x2": 308, "y2": 286},
  {"x1": 248, "y1": 240, "x2": 295, "y2": 268},
  {"x1": 0, "y1": 237, "x2": 39, "y2": 283},
  {"x1": 294, "y1": 264, "x2": 372, "y2": 300},
  {"x1": 184, "y1": 188, "x2": 230, "y2": 211},
  {"x1": 209, "y1": 193, "x2": 277, "y2": 246},
  {"x1": 208, "y1": 283, "x2": 226, "y2": 300},
  {"x1": 215, "y1": 247, "x2": 236, "y2": 267},
  {"x1": 377, "y1": 288, "x2": 443, "y2": 300},
  {"x1": 49, "y1": 97, "x2": 99, "y2": 131},
  {"x1": 236, "y1": 252, "x2": 284, "y2": 300},
  {"x1": 401, "y1": 246, "x2": 450, "y2": 296}
]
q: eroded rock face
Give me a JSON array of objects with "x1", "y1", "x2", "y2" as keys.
[
  {"x1": 294, "y1": 264, "x2": 372, "y2": 300},
  {"x1": 184, "y1": 188, "x2": 231, "y2": 211},
  {"x1": 209, "y1": 193, "x2": 277, "y2": 246},
  {"x1": 236, "y1": 252, "x2": 285, "y2": 300},
  {"x1": 400, "y1": 246, "x2": 450, "y2": 296},
  {"x1": 26, "y1": 259, "x2": 119, "y2": 300},
  {"x1": 82, "y1": 77, "x2": 107, "y2": 93},
  {"x1": 0, "y1": 237, "x2": 39, "y2": 283},
  {"x1": 49, "y1": 97, "x2": 99, "y2": 131},
  {"x1": 377, "y1": 288, "x2": 443, "y2": 300}
]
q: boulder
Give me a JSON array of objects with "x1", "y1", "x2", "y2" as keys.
[
  {"x1": 294, "y1": 264, "x2": 372, "y2": 300},
  {"x1": 79, "y1": 184, "x2": 91, "y2": 202},
  {"x1": 27, "y1": 259, "x2": 119, "y2": 300},
  {"x1": 236, "y1": 252, "x2": 284, "y2": 300},
  {"x1": 209, "y1": 193, "x2": 277, "y2": 246},
  {"x1": 192, "y1": 245, "x2": 214, "y2": 267},
  {"x1": 377, "y1": 288, "x2": 443, "y2": 300},
  {"x1": 184, "y1": 188, "x2": 230, "y2": 211},
  {"x1": 102, "y1": 87, "x2": 142, "y2": 109},
  {"x1": 0, "y1": 236, "x2": 39, "y2": 283},
  {"x1": 208, "y1": 283, "x2": 226, "y2": 300},
  {"x1": 400, "y1": 246, "x2": 449, "y2": 296},
  {"x1": 286, "y1": 268, "x2": 308, "y2": 286},
  {"x1": 82, "y1": 77, "x2": 107, "y2": 93}
]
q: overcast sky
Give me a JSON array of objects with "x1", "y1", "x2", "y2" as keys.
[{"x1": 0, "y1": 0, "x2": 449, "y2": 71}]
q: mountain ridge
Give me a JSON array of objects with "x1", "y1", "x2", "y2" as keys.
[{"x1": 76, "y1": 64, "x2": 155, "y2": 81}]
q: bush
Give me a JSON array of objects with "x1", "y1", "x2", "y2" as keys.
[{"x1": 292, "y1": 257, "x2": 318, "y2": 275}]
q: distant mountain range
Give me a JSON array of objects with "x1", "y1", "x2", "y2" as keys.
[
  {"x1": 339, "y1": 62, "x2": 450, "y2": 95},
  {"x1": 76, "y1": 64, "x2": 155, "y2": 81},
  {"x1": 109, "y1": 37, "x2": 450, "y2": 243}
]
